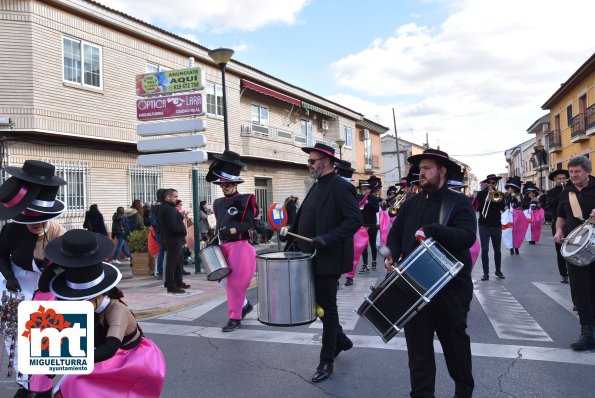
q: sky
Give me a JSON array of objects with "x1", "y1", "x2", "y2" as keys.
[{"x1": 97, "y1": 0, "x2": 595, "y2": 180}]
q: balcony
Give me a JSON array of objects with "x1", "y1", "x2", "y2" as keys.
[
  {"x1": 547, "y1": 130, "x2": 562, "y2": 152},
  {"x1": 570, "y1": 113, "x2": 589, "y2": 142},
  {"x1": 364, "y1": 154, "x2": 380, "y2": 174},
  {"x1": 586, "y1": 105, "x2": 595, "y2": 135}
]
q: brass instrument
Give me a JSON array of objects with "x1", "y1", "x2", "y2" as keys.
[
  {"x1": 481, "y1": 189, "x2": 504, "y2": 218},
  {"x1": 388, "y1": 194, "x2": 406, "y2": 217}
]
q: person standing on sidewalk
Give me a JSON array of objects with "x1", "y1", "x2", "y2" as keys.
[
  {"x1": 158, "y1": 188, "x2": 188, "y2": 294},
  {"x1": 110, "y1": 207, "x2": 131, "y2": 264},
  {"x1": 286, "y1": 143, "x2": 361, "y2": 383},
  {"x1": 546, "y1": 169, "x2": 570, "y2": 283},
  {"x1": 475, "y1": 174, "x2": 506, "y2": 281},
  {"x1": 83, "y1": 204, "x2": 108, "y2": 236},
  {"x1": 554, "y1": 156, "x2": 595, "y2": 351}
]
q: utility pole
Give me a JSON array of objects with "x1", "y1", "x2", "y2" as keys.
[{"x1": 392, "y1": 108, "x2": 402, "y2": 181}]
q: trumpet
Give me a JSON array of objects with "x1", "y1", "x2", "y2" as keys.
[
  {"x1": 481, "y1": 189, "x2": 504, "y2": 218},
  {"x1": 388, "y1": 194, "x2": 406, "y2": 217}
]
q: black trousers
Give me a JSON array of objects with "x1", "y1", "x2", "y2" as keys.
[
  {"x1": 568, "y1": 262, "x2": 595, "y2": 326},
  {"x1": 550, "y1": 222, "x2": 568, "y2": 277},
  {"x1": 479, "y1": 226, "x2": 501, "y2": 275},
  {"x1": 362, "y1": 225, "x2": 378, "y2": 265},
  {"x1": 403, "y1": 287, "x2": 474, "y2": 398},
  {"x1": 314, "y1": 274, "x2": 349, "y2": 364},
  {"x1": 164, "y1": 238, "x2": 184, "y2": 288}
]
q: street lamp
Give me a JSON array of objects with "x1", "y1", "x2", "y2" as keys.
[
  {"x1": 208, "y1": 48, "x2": 234, "y2": 151},
  {"x1": 335, "y1": 138, "x2": 345, "y2": 159}
]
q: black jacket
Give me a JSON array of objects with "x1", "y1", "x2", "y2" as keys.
[
  {"x1": 557, "y1": 175, "x2": 595, "y2": 235},
  {"x1": 83, "y1": 210, "x2": 108, "y2": 236},
  {"x1": 476, "y1": 189, "x2": 505, "y2": 227},
  {"x1": 546, "y1": 185, "x2": 563, "y2": 221},
  {"x1": 158, "y1": 201, "x2": 187, "y2": 243},
  {"x1": 287, "y1": 172, "x2": 362, "y2": 275}
]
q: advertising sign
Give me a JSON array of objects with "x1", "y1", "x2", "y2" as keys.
[
  {"x1": 137, "y1": 93, "x2": 205, "y2": 121},
  {"x1": 136, "y1": 67, "x2": 204, "y2": 96}
]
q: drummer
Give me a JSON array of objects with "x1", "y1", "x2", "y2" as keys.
[
  {"x1": 0, "y1": 160, "x2": 67, "y2": 398},
  {"x1": 553, "y1": 156, "x2": 595, "y2": 351},
  {"x1": 385, "y1": 148, "x2": 476, "y2": 398},
  {"x1": 286, "y1": 143, "x2": 361, "y2": 383},
  {"x1": 206, "y1": 150, "x2": 257, "y2": 332}
]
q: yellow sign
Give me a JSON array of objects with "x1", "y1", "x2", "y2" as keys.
[{"x1": 136, "y1": 67, "x2": 204, "y2": 96}]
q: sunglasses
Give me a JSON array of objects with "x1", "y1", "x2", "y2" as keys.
[{"x1": 307, "y1": 157, "x2": 325, "y2": 165}]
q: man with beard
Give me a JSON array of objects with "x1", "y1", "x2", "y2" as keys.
[
  {"x1": 386, "y1": 149, "x2": 476, "y2": 398},
  {"x1": 546, "y1": 169, "x2": 570, "y2": 283},
  {"x1": 285, "y1": 143, "x2": 361, "y2": 383}
]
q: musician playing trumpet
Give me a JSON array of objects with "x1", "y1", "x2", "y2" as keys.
[{"x1": 475, "y1": 174, "x2": 506, "y2": 281}]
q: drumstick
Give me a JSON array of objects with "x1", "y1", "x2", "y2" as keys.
[
  {"x1": 279, "y1": 227, "x2": 312, "y2": 242},
  {"x1": 563, "y1": 215, "x2": 594, "y2": 241}
]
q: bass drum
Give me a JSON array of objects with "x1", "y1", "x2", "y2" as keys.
[
  {"x1": 561, "y1": 224, "x2": 595, "y2": 266},
  {"x1": 257, "y1": 251, "x2": 316, "y2": 326}
]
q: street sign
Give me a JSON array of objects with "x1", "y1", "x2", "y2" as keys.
[
  {"x1": 137, "y1": 93, "x2": 206, "y2": 121},
  {"x1": 136, "y1": 67, "x2": 204, "y2": 96},
  {"x1": 137, "y1": 119, "x2": 206, "y2": 136},
  {"x1": 267, "y1": 203, "x2": 288, "y2": 231},
  {"x1": 138, "y1": 151, "x2": 208, "y2": 167},
  {"x1": 137, "y1": 135, "x2": 207, "y2": 153}
]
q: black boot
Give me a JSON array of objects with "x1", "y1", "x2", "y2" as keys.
[{"x1": 570, "y1": 325, "x2": 595, "y2": 351}]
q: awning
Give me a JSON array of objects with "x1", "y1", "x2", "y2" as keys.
[
  {"x1": 301, "y1": 101, "x2": 339, "y2": 120},
  {"x1": 242, "y1": 80, "x2": 301, "y2": 106}
]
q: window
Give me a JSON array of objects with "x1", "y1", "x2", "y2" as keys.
[
  {"x1": 251, "y1": 104, "x2": 269, "y2": 126},
  {"x1": 129, "y1": 166, "x2": 162, "y2": 205},
  {"x1": 301, "y1": 119, "x2": 313, "y2": 146},
  {"x1": 63, "y1": 37, "x2": 102, "y2": 88},
  {"x1": 206, "y1": 82, "x2": 223, "y2": 116},
  {"x1": 343, "y1": 126, "x2": 353, "y2": 148},
  {"x1": 146, "y1": 63, "x2": 171, "y2": 73},
  {"x1": 364, "y1": 138, "x2": 372, "y2": 167},
  {"x1": 196, "y1": 170, "x2": 214, "y2": 206},
  {"x1": 55, "y1": 164, "x2": 88, "y2": 212},
  {"x1": 567, "y1": 104, "x2": 573, "y2": 128}
]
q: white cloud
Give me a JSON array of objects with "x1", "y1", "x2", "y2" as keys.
[
  {"x1": 96, "y1": 0, "x2": 311, "y2": 32},
  {"x1": 328, "y1": 0, "x2": 595, "y2": 180}
]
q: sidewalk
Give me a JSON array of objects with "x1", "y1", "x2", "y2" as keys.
[{"x1": 114, "y1": 241, "x2": 281, "y2": 318}]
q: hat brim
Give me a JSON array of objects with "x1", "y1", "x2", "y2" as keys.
[
  {"x1": 212, "y1": 178, "x2": 244, "y2": 185},
  {"x1": 302, "y1": 147, "x2": 340, "y2": 163},
  {"x1": 44, "y1": 232, "x2": 114, "y2": 267},
  {"x1": 212, "y1": 153, "x2": 246, "y2": 167},
  {"x1": 50, "y1": 262, "x2": 122, "y2": 300},
  {"x1": 504, "y1": 183, "x2": 521, "y2": 190},
  {"x1": 407, "y1": 154, "x2": 460, "y2": 175},
  {"x1": 481, "y1": 176, "x2": 503, "y2": 184},
  {"x1": 548, "y1": 170, "x2": 570, "y2": 181},
  {"x1": 0, "y1": 182, "x2": 41, "y2": 221},
  {"x1": 11, "y1": 209, "x2": 65, "y2": 224},
  {"x1": 5, "y1": 167, "x2": 67, "y2": 186},
  {"x1": 25, "y1": 199, "x2": 66, "y2": 214}
]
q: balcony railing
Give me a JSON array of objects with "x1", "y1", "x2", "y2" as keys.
[
  {"x1": 364, "y1": 154, "x2": 380, "y2": 173},
  {"x1": 571, "y1": 113, "x2": 588, "y2": 141},
  {"x1": 547, "y1": 130, "x2": 561, "y2": 151},
  {"x1": 586, "y1": 105, "x2": 595, "y2": 134}
]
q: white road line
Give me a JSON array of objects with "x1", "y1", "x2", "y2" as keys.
[
  {"x1": 473, "y1": 282, "x2": 552, "y2": 342},
  {"x1": 532, "y1": 282, "x2": 577, "y2": 318},
  {"x1": 156, "y1": 296, "x2": 227, "y2": 321},
  {"x1": 140, "y1": 322, "x2": 595, "y2": 366}
]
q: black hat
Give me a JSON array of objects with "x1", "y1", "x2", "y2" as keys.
[
  {"x1": 11, "y1": 207, "x2": 65, "y2": 224},
  {"x1": 548, "y1": 169, "x2": 569, "y2": 181},
  {"x1": 407, "y1": 149, "x2": 460, "y2": 176},
  {"x1": 504, "y1": 176, "x2": 522, "y2": 191},
  {"x1": 50, "y1": 262, "x2": 122, "y2": 300},
  {"x1": 448, "y1": 168, "x2": 467, "y2": 188},
  {"x1": 358, "y1": 179, "x2": 370, "y2": 189},
  {"x1": 407, "y1": 164, "x2": 420, "y2": 187},
  {"x1": 0, "y1": 177, "x2": 41, "y2": 220},
  {"x1": 5, "y1": 160, "x2": 67, "y2": 186},
  {"x1": 334, "y1": 160, "x2": 355, "y2": 180},
  {"x1": 522, "y1": 181, "x2": 539, "y2": 193},
  {"x1": 23, "y1": 185, "x2": 65, "y2": 214},
  {"x1": 44, "y1": 229, "x2": 115, "y2": 268},
  {"x1": 206, "y1": 150, "x2": 245, "y2": 184},
  {"x1": 387, "y1": 185, "x2": 398, "y2": 196},
  {"x1": 301, "y1": 143, "x2": 340, "y2": 163},
  {"x1": 368, "y1": 176, "x2": 382, "y2": 190},
  {"x1": 481, "y1": 174, "x2": 503, "y2": 184}
]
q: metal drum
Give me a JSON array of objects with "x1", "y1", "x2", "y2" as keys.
[
  {"x1": 562, "y1": 224, "x2": 595, "y2": 266},
  {"x1": 199, "y1": 245, "x2": 231, "y2": 281},
  {"x1": 257, "y1": 251, "x2": 316, "y2": 326},
  {"x1": 356, "y1": 238, "x2": 463, "y2": 343}
]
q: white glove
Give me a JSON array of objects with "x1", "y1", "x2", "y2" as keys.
[{"x1": 415, "y1": 227, "x2": 426, "y2": 242}]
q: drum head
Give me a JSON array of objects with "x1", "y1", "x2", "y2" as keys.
[
  {"x1": 207, "y1": 267, "x2": 231, "y2": 281},
  {"x1": 257, "y1": 251, "x2": 310, "y2": 260},
  {"x1": 562, "y1": 224, "x2": 594, "y2": 256}
]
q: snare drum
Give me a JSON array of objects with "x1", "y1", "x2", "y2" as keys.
[
  {"x1": 356, "y1": 238, "x2": 463, "y2": 343},
  {"x1": 561, "y1": 224, "x2": 595, "y2": 266},
  {"x1": 257, "y1": 251, "x2": 316, "y2": 326},
  {"x1": 199, "y1": 245, "x2": 231, "y2": 281}
]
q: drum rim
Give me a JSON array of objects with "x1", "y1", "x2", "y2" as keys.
[
  {"x1": 561, "y1": 224, "x2": 594, "y2": 256},
  {"x1": 256, "y1": 251, "x2": 311, "y2": 260}
]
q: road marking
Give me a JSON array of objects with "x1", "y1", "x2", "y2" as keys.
[
  {"x1": 532, "y1": 282, "x2": 577, "y2": 318},
  {"x1": 156, "y1": 296, "x2": 227, "y2": 321},
  {"x1": 473, "y1": 282, "x2": 552, "y2": 342},
  {"x1": 140, "y1": 322, "x2": 595, "y2": 366}
]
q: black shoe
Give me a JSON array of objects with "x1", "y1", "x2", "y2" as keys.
[
  {"x1": 311, "y1": 362, "x2": 333, "y2": 383},
  {"x1": 155, "y1": 272, "x2": 162, "y2": 278},
  {"x1": 481, "y1": 274, "x2": 489, "y2": 281},
  {"x1": 334, "y1": 337, "x2": 353, "y2": 358},
  {"x1": 495, "y1": 271, "x2": 505, "y2": 279},
  {"x1": 344, "y1": 277, "x2": 353, "y2": 286},
  {"x1": 529, "y1": 241, "x2": 536, "y2": 245},
  {"x1": 167, "y1": 287, "x2": 186, "y2": 294},
  {"x1": 181, "y1": 269, "x2": 191, "y2": 275},
  {"x1": 178, "y1": 282, "x2": 191, "y2": 289},
  {"x1": 514, "y1": 248, "x2": 519, "y2": 255},
  {"x1": 358, "y1": 265, "x2": 369, "y2": 274},
  {"x1": 510, "y1": 249, "x2": 514, "y2": 255},
  {"x1": 222, "y1": 319, "x2": 241, "y2": 332},
  {"x1": 371, "y1": 261, "x2": 377, "y2": 270},
  {"x1": 561, "y1": 276, "x2": 569, "y2": 284},
  {"x1": 242, "y1": 301, "x2": 253, "y2": 319},
  {"x1": 570, "y1": 325, "x2": 595, "y2": 351}
]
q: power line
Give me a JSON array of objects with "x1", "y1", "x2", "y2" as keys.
[{"x1": 451, "y1": 149, "x2": 509, "y2": 157}]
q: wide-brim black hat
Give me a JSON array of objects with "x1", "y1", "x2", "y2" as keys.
[
  {"x1": 5, "y1": 160, "x2": 67, "y2": 187},
  {"x1": 358, "y1": 179, "x2": 370, "y2": 189},
  {"x1": 24, "y1": 185, "x2": 65, "y2": 214},
  {"x1": 368, "y1": 176, "x2": 382, "y2": 190},
  {"x1": 301, "y1": 143, "x2": 340, "y2": 163},
  {"x1": 206, "y1": 151, "x2": 245, "y2": 184},
  {"x1": 334, "y1": 160, "x2": 355, "y2": 180},
  {"x1": 44, "y1": 229, "x2": 115, "y2": 267},
  {"x1": 11, "y1": 206, "x2": 65, "y2": 224},
  {"x1": 505, "y1": 176, "x2": 522, "y2": 190},
  {"x1": 522, "y1": 182, "x2": 539, "y2": 192},
  {"x1": 50, "y1": 262, "x2": 122, "y2": 300},
  {"x1": 407, "y1": 164, "x2": 420, "y2": 186},
  {"x1": 0, "y1": 177, "x2": 41, "y2": 220},
  {"x1": 407, "y1": 149, "x2": 460, "y2": 175},
  {"x1": 481, "y1": 174, "x2": 503, "y2": 184},
  {"x1": 386, "y1": 185, "x2": 398, "y2": 195},
  {"x1": 548, "y1": 169, "x2": 569, "y2": 181}
]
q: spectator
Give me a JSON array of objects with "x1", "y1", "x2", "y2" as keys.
[
  {"x1": 151, "y1": 189, "x2": 165, "y2": 278},
  {"x1": 127, "y1": 199, "x2": 144, "y2": 231},
  {"x1": 199, "y1": 200, "x2": 211, "y2": 242},
  {"x1": 285, "y1": 195, "x2": 299, "y2": 226},
  {"x1": 142, "y1": 203, "x2": 152, "y2": 226},
  {"x1": 158, "y1": 188, "x2": 188, "y2": 294},
  {"x1": 83, "y1": 204, "x2": 108, "y2": 236},
  {"x1": 111, "y1": 206, "x2": 130, "y2": 264}
]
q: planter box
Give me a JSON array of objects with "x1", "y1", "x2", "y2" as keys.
[{"x1": 131, "y1": 252, "x2": 155, "y2": 276}]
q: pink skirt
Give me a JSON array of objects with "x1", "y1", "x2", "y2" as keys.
[{"x1": 59, "y1": 337, "x2": 166, "y2": 398}]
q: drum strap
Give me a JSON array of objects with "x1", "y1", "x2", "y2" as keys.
[
  {"x1": 568, "y1": 192, "x2": 584, "y2": 221},
  {"x1": 439, "y1": 190, "x2": 459, "y2": 226}
]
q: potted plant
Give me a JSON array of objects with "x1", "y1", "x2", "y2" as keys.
[{"x1": 127, "y1": 227, "x2": 154, "y2": 276}]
